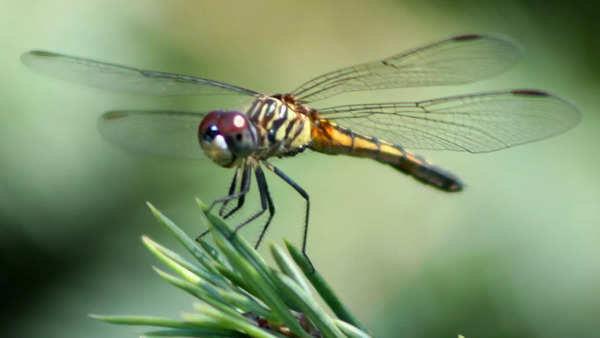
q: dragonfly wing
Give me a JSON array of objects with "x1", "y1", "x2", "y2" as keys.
[
  {"x1": 21, "y1": 50, "x2": 259, "y2": 96},
  {"x1": 319, "y1": 90, "x2": 580, "y2": 153},
  {"x1": 293, "y1": 34, "x2": 521, "y2": 102},
  {"x1": 98, "y1": 110, "x2": 210, "y2": 160}
]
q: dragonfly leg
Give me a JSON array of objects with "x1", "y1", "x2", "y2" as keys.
[
  {"x1": 230, "y1": 166, "x2": 271, "y2": 239},
  {"x1": 222, "y1": 165, "x2": 251, "y2": 219},
  {"x1": 196, "y1": 165, "x2": 251, "y2": 243},
  {"x1": 218, "y1": 166, "x2": 239, "y2": 217},
  {"x1": 263, "y1": 160, "x2": 314, "y2": 272},
  {"x1": 253, "y1": 166, "x2": 275, "y2": 250},
  {"x1": 208, "y1": 164, "x2": 252, "y2": 212}
]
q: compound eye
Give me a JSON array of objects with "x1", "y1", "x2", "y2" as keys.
[{"x1": 203, "y1": 124, "x2": 220, "y2": 141}]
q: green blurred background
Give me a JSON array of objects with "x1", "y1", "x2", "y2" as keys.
[{"x1": 1, "y1": 1, "x2": 598, "y2": 337}]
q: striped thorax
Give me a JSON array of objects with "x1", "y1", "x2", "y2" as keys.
[{"x1": 246, "y1": 94, "x2": 312, "y2": 159}]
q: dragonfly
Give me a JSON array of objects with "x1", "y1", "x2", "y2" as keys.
[{"x1": 22, "y1": 34, "x2": 579, "y2": 267}]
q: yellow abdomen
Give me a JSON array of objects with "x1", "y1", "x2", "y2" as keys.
[{"x1": 310, "y1": 118, "x2": 463, "y2": 192}]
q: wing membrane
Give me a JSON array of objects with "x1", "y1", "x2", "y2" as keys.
[
  {"x1": 293, "y1": 34, "x2": 521, "y2": 102},
  {"x1": 98, "y1": 110, "x2": 209, "y2": 159},
  {"x1": 21, "y1": 50, "x2": 258, "y2": 96},
  {"x1": 319, "y1": 90, "x2": 580, "y2": 153}
]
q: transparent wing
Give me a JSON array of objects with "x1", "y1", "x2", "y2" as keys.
[
  {"x1": 98, "y1": 110, "x2": 209, "y2": 160},
  {"x1": 319, "y1": 90, "x2": 580, "y2": 153},
  {"x1": 293, "y1": 34, "x2": 521, "y2": 102},
  {"x1": 21, "y1": 50, "x2": 259, "y2": 96}
]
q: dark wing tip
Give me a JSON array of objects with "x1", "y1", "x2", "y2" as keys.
[
  {"x1": 102, "y1": 111, "x2": 129, "y2": 121},
  {"x1": 511, "y1": 89, "x2": 550, "y2": 97},
  {"x1": 452, "y1": 33, "x2": 483, "y2": 41},
  {"x1": 21, "y1": 50, "x2": 58, "y2": 64},
  {"x1": 510, "y1": 89, "x2": 582, "y2": 129},
  {"x1": 28, "y1": 50, "x2": 59, "y2": 57},
  {"x1": 452, "y1": 34, "x2": 522, "y2": 56}
]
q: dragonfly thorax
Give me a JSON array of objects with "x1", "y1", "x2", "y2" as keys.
[
  {"x1": 198, "y1": 111, "x2": 258, "y2": 168},
  {"x1": 246, "y1": 94, "x2": 314, "y2": 160}
]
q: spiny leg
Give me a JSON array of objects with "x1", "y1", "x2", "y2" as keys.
[
  {"x1": 218, "y1": 165, "x2": 239, "y2": 217},
  {"x1": 196, "y1": 164, "x2": 252, "y2": 242},
  {"x1": 231, "y1": 165, "x2": 270, "y2": 237},
  {"x1": 208, "y1": 164, "x2": 252, "y2": 212},
  {"x1": 253, "y1": 165, "x2": 275, "y2": 250},
  {"x1": 222, "y1": 165, "x2": 251, "y2": 219},
  {"x1": 264, "y1": 160, "x2": 313, "y2": 271}
]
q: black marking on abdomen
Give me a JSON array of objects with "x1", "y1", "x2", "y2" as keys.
[
  {"x1": 371, "y1": 136, "x2": 382, "y2": 154},
  {"x1": 392, "y1": 144, "x2": 405, "y2": 153},
  {"x1": 337, "y1": 125, "x2": 353, "y2": 136},
  {"x1": 321, "y1": 123, "x2": 463, "y2": 192},
  {"x1": 336, "y1": 125, "x2": 355, "y2": 149},
  {"x1": 372, "y1": 141, "x2": 462, "y2": 192},
  {"x1": 408, "y1": 163, "x2": 463, "y2": 192}
]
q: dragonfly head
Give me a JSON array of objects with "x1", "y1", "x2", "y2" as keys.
[{"x1": 198, "y1": 111, "x2": 258, "y2": 167}]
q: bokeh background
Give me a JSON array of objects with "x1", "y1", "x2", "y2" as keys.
[{"x1": 2, "y1": 1, "x2": 598, "y2": 337}]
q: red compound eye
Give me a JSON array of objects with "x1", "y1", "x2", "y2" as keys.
[
  {"x1": 198, "y1": 111, "x2": 249, "y2": 141},
  {"x1": 198, "y1": 110, "x2": 257, "y2": 165},
  {"x1": 218, "y1": 111, "x2": 249, "y2": 135}
]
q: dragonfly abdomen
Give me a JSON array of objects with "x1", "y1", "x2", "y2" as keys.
[{"x1": 310, "y1": 119, "x2": 463, "y2": 192}]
